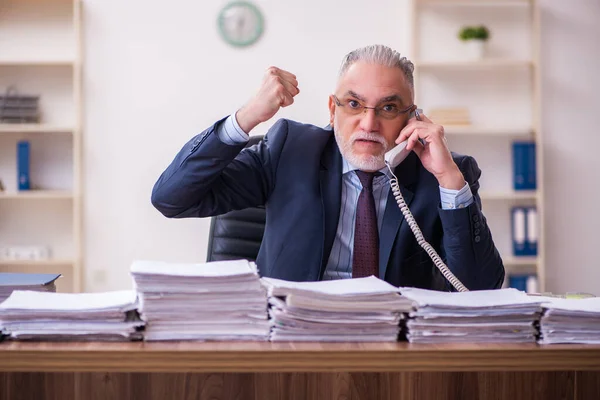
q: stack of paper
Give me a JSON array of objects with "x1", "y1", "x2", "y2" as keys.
[
  {"x1": 539, "y1": 297, "x2": 600, "y2": 344},
  {"x1": 0, "y1": 273, "x2": 61, "y2": 304},
  {"x1": 263, "y1": 276, "x2": 415, "y2": 342},
  {"x1": 400, "y1": 287, "x2": 543, "y2": 343},
  {"x1": 0, "y1": 290, "x2": 142, "y2": 341},
  {"x1": 130, "y1": 259, "x2": 269, "y2": 341}
]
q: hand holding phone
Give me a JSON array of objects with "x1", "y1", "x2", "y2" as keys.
[
  {"x1": 382, "y1": 107, "x2": 469, "y2": 292},
  {"x1": 384, "y1": 108, "x2": 422, "y2": 168}
]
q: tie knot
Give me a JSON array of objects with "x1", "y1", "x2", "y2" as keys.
[{"x1": 355, "y1": 170, "x2": 379, "y2": 191}]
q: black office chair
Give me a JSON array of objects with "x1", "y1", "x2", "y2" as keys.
[{"x1": 206, "y1": 135, "x2": 266, "y2": 262}]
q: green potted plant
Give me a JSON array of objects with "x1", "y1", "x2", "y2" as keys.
[{"x1": 458, "y1": 25, "x2": 490, "y2": 60}]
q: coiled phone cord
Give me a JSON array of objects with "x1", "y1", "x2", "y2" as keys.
[{"x1": 385, "y1": 163, "x2": 469, "y2": 292}]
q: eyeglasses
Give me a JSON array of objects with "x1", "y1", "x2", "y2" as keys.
[{"x1": 332, "y1": 95, "x2": 414, "y2": 120}]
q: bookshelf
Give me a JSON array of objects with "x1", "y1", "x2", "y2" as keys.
[
  {"x1": 0, "y1": 124, "x2": 74, "y2": 134},
  {"x1": 417, "y1": 60, "x2": 532, "y2": 69},
  {"x1": 0, "y1": 259, "x2": 74, "y2": 267},
  {"x1": 410, "y1": 0, "x2": 543, "y2": 290},
  {"x1": 0, "y1": 190, "x2": 74, "y2": 200},
  {"x1": 479, "y1": 190, "x2": 538, "y2": 201},
  {"x1": 0, "y1": 0, "x2": 82, "y2": 293},
  {"x1": 443, "y1": 126, "x2": 533, "y2": 137}
]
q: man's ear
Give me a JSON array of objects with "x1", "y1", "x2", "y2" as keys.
[{"x1": 328, "y1": 95, "x2": 335, "y2": 127}]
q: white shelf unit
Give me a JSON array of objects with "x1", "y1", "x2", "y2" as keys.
[
  {"x1": 417, "y1": 0, "x2": 531, "y2": 6},
  {"x1": 0, "y1": 124, "x2": 74, "y2": 134},
  {"x1": 417, "y1": 60, "x2": 533, "y2": 69},
  {"x1": 0, "y1": 60, "x2": 75, "y2": 67},
  {"x1": 0, "y1": 190, "x2": 74, "y2": 200},
  {"x1": 479, "y1": 190, "x2": 538, "y2": 201},
  {"x1": 0, "y1": 0, "x2": 83, "y2": 293},
  {"x1": 410, "y1": 0, "x2": 544, "y2": 290},
  {"x1": 443, "y1": 125, "x2": 533, "y2": 137},
  {"x1": 0, "y1": 259, "x2": 75, "y2": 267}
]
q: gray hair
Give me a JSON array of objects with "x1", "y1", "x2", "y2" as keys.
[{"x1": 338, "y1": 45, "x2": 415, "y2": 90}]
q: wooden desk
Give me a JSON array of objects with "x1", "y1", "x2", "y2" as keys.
[{"x1": 1, "y1": 342, "x2": 600, "y2": 400}]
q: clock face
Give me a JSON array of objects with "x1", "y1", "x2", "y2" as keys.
[{"x1": 218, "y1": 1, "x2": 264, "y2": 47}]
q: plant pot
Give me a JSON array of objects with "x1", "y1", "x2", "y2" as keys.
[{"x1": 464, "y1": 39, "x2": 486, "y2": 60}]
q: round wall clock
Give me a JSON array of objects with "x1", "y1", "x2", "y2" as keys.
[{"x1": 217, "y1": 1, "x2": 264, "y2": 47}]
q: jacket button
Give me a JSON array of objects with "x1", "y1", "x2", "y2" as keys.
[
  {"x1": 474, "y1": 235, "x2": 481, "y2": 243},
  {"x1": 474, "y1": 229, "x2": 480, "y2": 235},
  {"x1": 474, "y1": 222, "x2": 480, "y2": 229},
  {"x1": 473, "y1": 215, "x2": 480, "y2": 222}
]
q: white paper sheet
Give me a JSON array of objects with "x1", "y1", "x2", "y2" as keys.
[
  {"x1": 130, "y1": 259, "x2": 258, "y2": 277},
  {"x1": 399, "y1": 287, "x2": 543, "y2": 308},
  {"x1": 0, "y1": 290, "x2": 137, "y2": 311}
]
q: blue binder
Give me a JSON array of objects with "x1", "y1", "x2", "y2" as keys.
[
  {"x1": 17, "y1": 140, "x2": 30, "y2": 191},
  {"x1": 508, "y1": 275, "x2": 528, "y2": 292},
  {"x1": 526, "y1": 143, "x2": 537, "y2": 189},
  {"x1": 508, "y1": 274, "x2": 538, "y2": 293},
  {"x1": 511, "y1": 207, "x2": 527, "y2": 256},
  {"x1": 512, "y1": 141, "x2": 536, "y2": 190},
  {"x1": 525, "y1": 206, "x2": 538, "y2": 256}
]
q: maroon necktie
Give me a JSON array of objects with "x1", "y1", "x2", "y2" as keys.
[{"x1": 352, "y1": 171, "x2": 379, "y2": 278}]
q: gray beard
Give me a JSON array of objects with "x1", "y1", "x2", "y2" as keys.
[{"x1": 334, "y1": 130, "x2": 388, "y2": 172}]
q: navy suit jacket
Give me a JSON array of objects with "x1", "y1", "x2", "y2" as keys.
[{"x1": 151, "y1": 117, "x2": 505, "y2": 291}]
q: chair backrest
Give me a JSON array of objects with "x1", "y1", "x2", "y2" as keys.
[{"x1": 206, "y1": 135, "x2": 266, "y2": 262}]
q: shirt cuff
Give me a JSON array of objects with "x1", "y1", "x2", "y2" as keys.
[
  {"x1": 216, "y1": 113, "x2": 250, "y2": 145},
  {"x1": 439, "y1": 182, "x2": 474, "y2": 210}
]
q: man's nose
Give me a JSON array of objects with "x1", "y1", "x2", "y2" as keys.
[{"x1": 359, "y1": 108, "x2": 379, "y2": 132}]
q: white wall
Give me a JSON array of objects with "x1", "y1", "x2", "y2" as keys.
[
  {"x1": 83, "y1": 0, "x2": 600, "y2": 294},
  {"x1": 540, "y1": 0, "x2": 600, "y2": 294},
  {"x1": 82, "y1": 0, "x2": 410, "y2": 291}
]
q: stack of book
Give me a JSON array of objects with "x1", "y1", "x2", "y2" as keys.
[
  {"x1": 263, "y1": 276, "x2": 415, "y2": 342},
  {"x1": 130, "y1": 259, "x2": 270, "y2": 341},
  {"x1": 0, "y1": 273, "x2": 60, "y2": 304},
  {"x1": 539, "y1": 297, "x2": 600, "y2": 344},
  {"x1": 400, "y1": 287, "x2": 544, "y2": 343},
  {"x1": 428, "y1": 107, "x2": 471, "y2": 126},
  {"x1": 0, "y1": 290, "x2": 143, "y2": 341}
]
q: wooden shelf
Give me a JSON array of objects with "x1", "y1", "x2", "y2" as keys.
[
  {"x1": 417, "y1": 60, "x2": 533, "y2": 69},
  {"x1": 444, "y1": 125, "x2": 534, "y2": 136},
  {"x1": 0, "y1": 259, "x2": 74, "y2": 267},
  {"x1": 503, "y1": 256, "x2": 538, "y2": 266},
  {"x1": 479, "y1": 191, "x2": 537, "y2": 201},
  {"x1": 418, "y1": 0, "x2": 531, "y2": 6},
  {"x1": 0, "y1": 60, "x2": 75, "y2": 67},
  {"x1": 0, "y1": 124, "x2": 74, "y2": 134},
  {"x1": 0, "y1": 191, "x2": 74, "y2": 200}
]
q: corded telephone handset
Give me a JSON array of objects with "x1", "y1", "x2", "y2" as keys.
[{"x1": 384, "y1": 108, "x2": 469, "y2": 292}]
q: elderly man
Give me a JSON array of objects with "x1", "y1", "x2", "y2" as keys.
[{"x1": 151, "y1": 44, "x2": 504, "y2": 291}]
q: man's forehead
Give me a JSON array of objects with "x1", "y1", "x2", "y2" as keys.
[{"x1": 336, "y1": 63, "x2": 412, "y2": 99}]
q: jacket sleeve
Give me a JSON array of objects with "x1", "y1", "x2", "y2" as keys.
[
  {"x1": 151, "y1": 117, "x2": 290, "y2": 218},
  {"x1": 437, "y1": 155, "x2": 505, "y2": 291}
]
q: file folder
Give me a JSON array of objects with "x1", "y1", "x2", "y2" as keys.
[
  {"x1": 511, "y1": 207, "x2": 527, "y2": 256},
  {"x1": 17, "y1": 140, "x2": 30, "y2": 190},
  {"x1": 526, "y1": 207, "x2": 538, "y2": 256}
]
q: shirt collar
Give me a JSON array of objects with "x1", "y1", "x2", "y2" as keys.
[{"x1": 341, "y1": 156, "x2": 394, "y2": 180}]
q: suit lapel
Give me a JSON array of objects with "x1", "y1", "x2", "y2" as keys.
[
  {"x1": 379, "y1": 152, "x2": 419, "y2": 280},
  {"x1": 319, "y1": 132, "x2": 343, "y2": 279}
]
